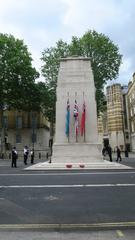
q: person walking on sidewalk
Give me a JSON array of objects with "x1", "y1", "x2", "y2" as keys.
[
  {"x1": 102, "y1": 146, "x2": 106, "y2": 160},
  {"x1": 125, "y1": 147, "x2": 129, "y2": 158},
  {"x1": 11, "y1": 147, "x2": 18, "y2": 168},
  {"x1": 24, "y1": 146, "x2": 29, "y2": 165},
  {"x1": 107, "y1": 145, "x2": 112, "y2": 162},
  {"x1": 116, "y1": 146, "x2": 122, "y2": 162},
  {"x1": 30, "y1": 149, "x2": 34, "y2": 164}
]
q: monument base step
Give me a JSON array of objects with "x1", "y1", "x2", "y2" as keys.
[
  {"x1": 52, "y1": 143, "x2": 102, "y2": 163},
  {"x1": 25, "y1": 160, "x2": 132, "y2": 170}
]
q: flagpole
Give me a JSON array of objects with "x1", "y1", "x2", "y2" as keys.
[
  {"x1": 75, "y1": 92, "x2": 77, "y2": 143},
  {"x1": 68, "y1": 92, "x2": 70, "y2": 143},
  {"x1": 84, "y1": 120, "x2": 85, "y2": 142},
  {"x1": 83, "y1": 92, "x2": 85, "y2": 142}
]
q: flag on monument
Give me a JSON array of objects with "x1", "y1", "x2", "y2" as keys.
[
  {"x1": 73, "y1": 100, "x2": 79, "y2": 136},
  {"x1": 81, "y1": 101, "x2": 86, "y2": 136},
  {"x1": 65, "y1": 99, "x2": 70, "y2": 137}
]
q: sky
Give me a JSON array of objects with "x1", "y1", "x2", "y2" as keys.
[{"x1": 0, "y1": 0, "x2": 135, "y2": 86}]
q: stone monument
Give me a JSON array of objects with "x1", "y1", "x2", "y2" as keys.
[{"x1": 52, "y1": 57, "x2": 102, "y2": 163}]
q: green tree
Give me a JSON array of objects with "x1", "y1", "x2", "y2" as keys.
[
  {"x1": 36, "y1": 82, "x2": 55, "y2": 136},
  {"x1": 70, "y1": 31, "x2": 122, "y2": 111},
  {"x1": 41, "y1": 40, "x2": 70, "y2": 135},
  {"x1": 41, "y1": 30, "x2": 122, "y2": 134},
  {"x1": 0, "y1": 33, "x2": 39, "y2": 110},
  {"x1": 0, "y1": 33, "x2": 39, "y2": 155}
]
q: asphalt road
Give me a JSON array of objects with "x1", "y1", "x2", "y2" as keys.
[
  {"x1": 1, "y1": 157, "x2": 135, "y2": 238},
  {"x1": 0, "y1": 156, "x2": 135, "y2": 229},
  {"x1": 1, "y1": 229, "x2": 135, "y2": 240}
]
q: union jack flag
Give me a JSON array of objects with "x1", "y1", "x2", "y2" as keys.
[{"x1": 73, "y1": 100, "x2": 79, "y2": 136}]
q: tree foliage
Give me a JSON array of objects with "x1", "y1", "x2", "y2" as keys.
[
  {"x1": 70, "y1": 31, "x2": 122, "y2": 110},
  {"x1": 41, "y1": 30, "x2": 122, "y2": 124},
  {"x1": 0, "y1": 33, "x2": 40, "y2": 155},
  {"x1": 0, "y1": 33, "x2": 39, "y2": 111},
  {"x1": 41, "y1": 40, "x2": 70, "y2": 124}
]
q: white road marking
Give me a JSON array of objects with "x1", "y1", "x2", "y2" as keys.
[
  {"x1": 0, "y1": 222, "x2": 135, "y2": 229},
  {"x1": 0, "y1": 183, "x2": 135, "y2": 188},
  {"x1": 116, "y1": 230, "x2": 124, "y2": 237},
  {"x1": 0, "y1": 171, "x2": 135, "y2": 176}
]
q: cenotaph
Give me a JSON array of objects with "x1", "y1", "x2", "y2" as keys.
[{"x1": 52, "y1": 57, "x2": 102, "y2": 163}]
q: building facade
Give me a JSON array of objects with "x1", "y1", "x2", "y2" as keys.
[
  {"x1": 98, "y1": 83, "x2": 130, "y2": 151},
  {"x1": 0, "y1": 110, "x2": 50, "y2": 158},
  {"x1": 98, "y1": 111, "x2": 109, "y2": 147},
  {"x1": 127, "y1": 73, "x2": 135, "y2": 151}
]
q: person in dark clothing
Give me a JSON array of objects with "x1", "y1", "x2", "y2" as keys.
[
  {"x1": 30, "y1": 149, "x2": 34, "y2": 164},
  {"x1": 11, "y1": 147, "x2": 18, "y2": 168},
  {"x1": 107, "y1": 145, "x2": 112, "y2": 162},
  {"x1": 125, "y1": 147, "x2": 129, "y2": 158},
  {"x1": 102, "y1": 147, "x2": 106, "y2": 157},
  {"x1": 24, "y1": 146, "x2": 29, "y2": 165},
  {"x1": 49, "y1": 138, "x2": 53, "y2": 155},
  {"x1": 116, "y1": 146, "x2": 122, "y2": 162}
]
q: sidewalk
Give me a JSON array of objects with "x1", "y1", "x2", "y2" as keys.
[
  {"x1": 0, "y1": 152, "x2": 135, "y2": 171},
  {"x1": 24, "y1": 151, "x2": 135, "y2": 171},
  {"x1": 112, "y1": 152, "x2": 135, "y2": 159}
]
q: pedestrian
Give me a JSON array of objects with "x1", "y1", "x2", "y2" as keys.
[
  {"x1": 49, "y1": 137, "x2": 53, "y2": 155},
  {"x1": 11, "y1": 147, "x2": 18, "y2": 168},
  {"x1": 107, "y1": 145, "x2": 112, "y2": 162},
  {"x1": 116, "y1": 146, "x2": 122, "y2": 162},
  {"x1": 24, "y1": 146, "x2": 29, "y2": 165},
  {"x1": 102, "y1": 147, "x2": 106, "y2": 157},
  {"x1": 125, "y1": 147, "x2": 129, "y2": 158},
  {"x1": 30, "y1": 149, "x2": 34, "y2": 164}
]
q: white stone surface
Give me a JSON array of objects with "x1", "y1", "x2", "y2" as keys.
[
  {"x1": 52, "y1": 143, "x2": 102, "y2": 163},
  {"x1": 25, "y1": 161, "x2": 132, "y2": 170},
  {"x1": 52, "y1": 57, "x2": 102, "y2": 163}
]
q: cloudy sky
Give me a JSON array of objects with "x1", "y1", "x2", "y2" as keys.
[{"x1": 0, "y1": 0, "x2": 135, "y2": 85}]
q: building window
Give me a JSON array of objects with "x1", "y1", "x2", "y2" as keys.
[
  {"x1": 3, "y1": 116, "x2": 8, "y2": 129},
  {"x1": 31, "y1": 116, "x2": 37, "y2": 128},
  {"x1": 16, "y1": 116, "x2": 22, "y2": 129},
  {"x1": 131, "y1": 109, "x2": 133, "y2": 117},
  {"x1": 130, "y1": 97, "x2": 132, "y2": 103},
  {"x1": 16, "y1": 134, "x2": 21, "y2": 143},
  {"x1": 31, "y1": 133, "x2": 36, "y2": 143},
  {"x1": 132, "y1": 93, "x2": 135, "y2": 99}
]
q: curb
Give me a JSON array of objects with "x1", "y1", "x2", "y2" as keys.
[{"x1": 0, "y1": 222, "x2": 135, "y2": 231}]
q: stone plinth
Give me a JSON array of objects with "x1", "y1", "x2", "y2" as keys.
[
  {"x1": 52, "y1": 143, "x2": 102, "y2": 163},
  {"x1": 52, "y1": 57, "x2": 102, "y2": 163}
]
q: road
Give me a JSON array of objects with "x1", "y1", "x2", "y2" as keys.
[
  {"x1": 0, "y1": 157, "x2": 135, "y2": 239},
  {"x1": 1, "y1": 229, "x2": 135, "y2": 240},
  {"x1": 0, "y1": 157, "x2": 135, "y2": 227}
]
